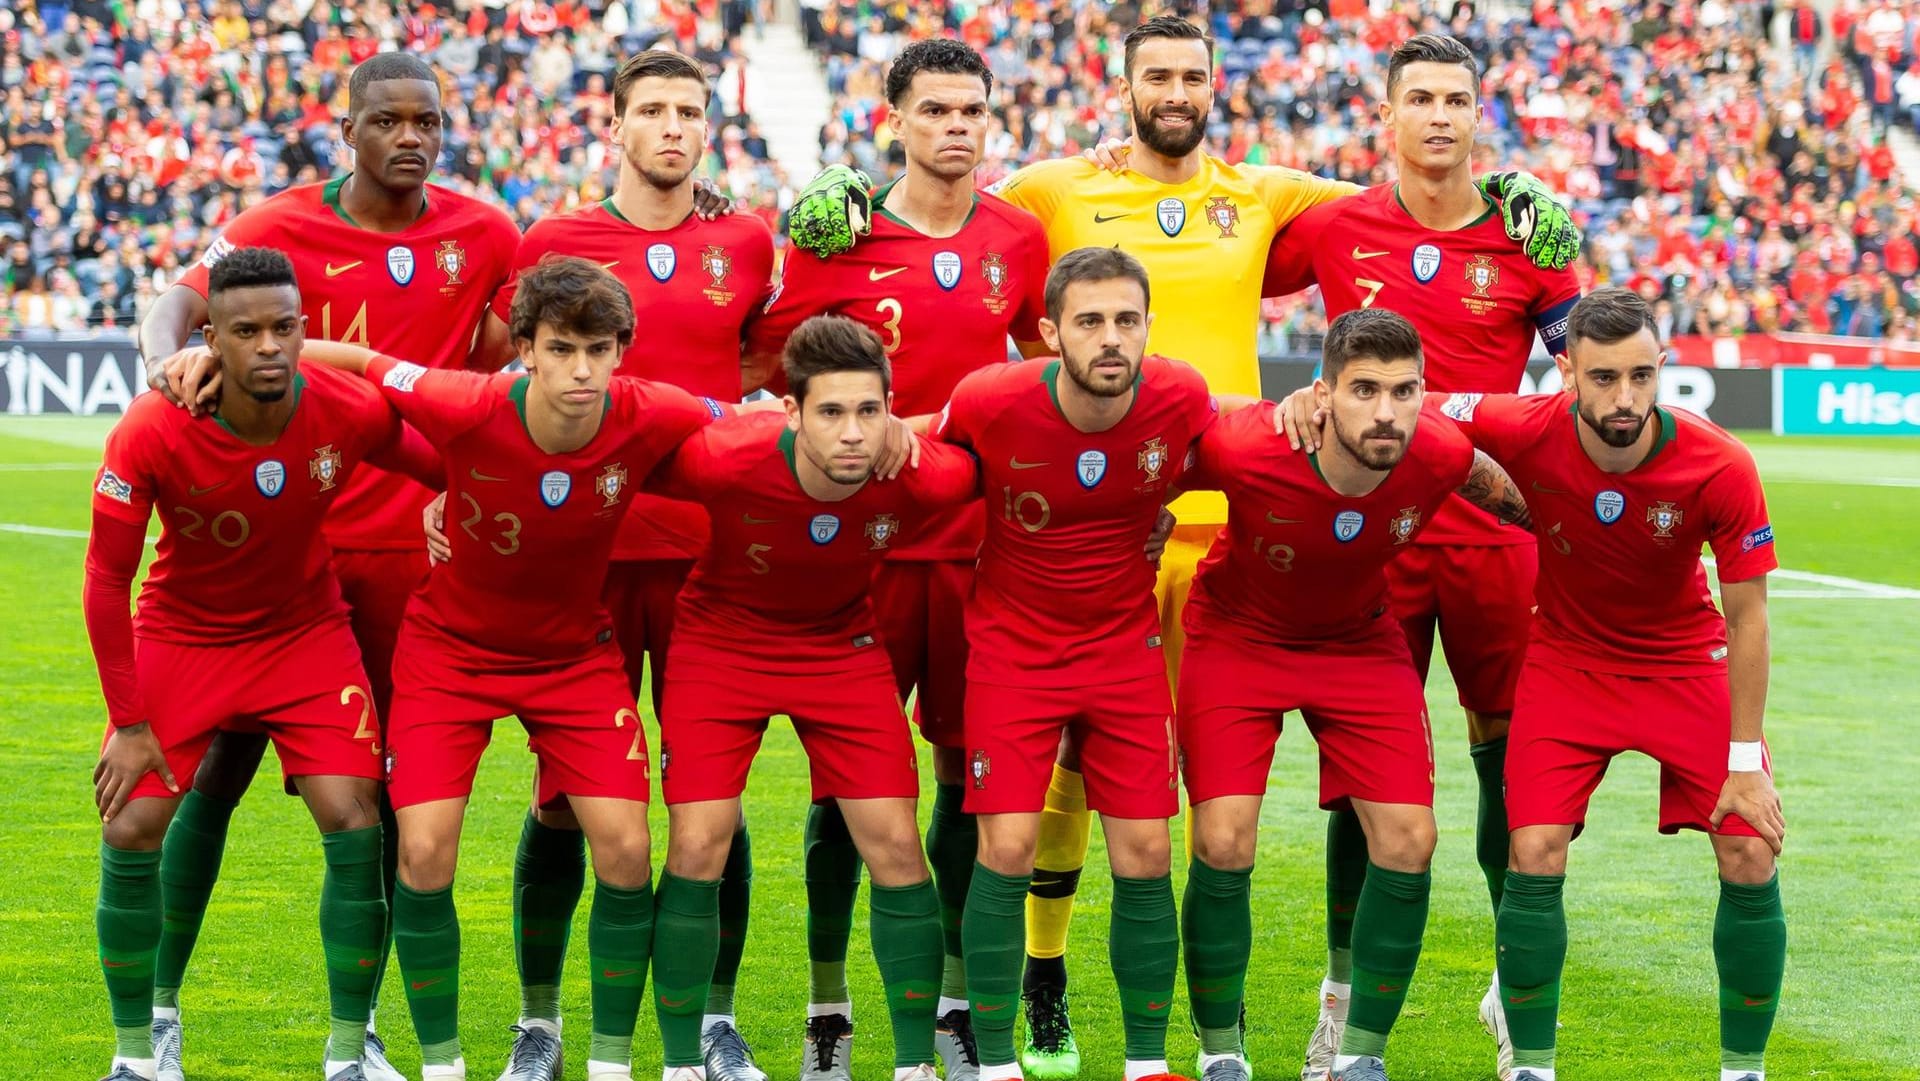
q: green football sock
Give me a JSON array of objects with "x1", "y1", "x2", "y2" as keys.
[
  {"x1": 1326, "y1": 809, "x2": 1368, "y2": 983},
  {"x1": 1183, "y1": 858, "x2": 1252, "y2": 1055},
  {"x1": 1470, "y1": 739, "x2": 1510, "y2": 914},
  {"x1": 1110, "y1": 873, "x2": 1179, "y2": 1062},
  {"x1": 961, "y1": 863, "x2": 1030, "y2": 1068},
  {"x1": 710, "y1": 823, "x2": 752, "y2": 1015},
  {"x1": 98, "y1": 843, "x2": 162, "y2": 1060},
  {"x1": 871, "y1": 880, "x2": 943, "y2": 1067},
  {"x1": 653, "y1": 872, "x2": 720, "y2": 1067},
  {"x1": 393, "y1": 882, "x2": 462, "y2": 1067},
  {"x1": 153, "y1": 789, "x2": 236, "y2": 1011},
  {"x1": 805, "y1": 802, "x2": 861, "y2": 1007},
  {"x1": 513, "y1": 812, "x2": 585, "y2": 1023},
  {"x1": 1495, "y1": 870, "x2": 1567, "y2": 1071},
  {"x1": 319, "y1": 827, "x2": 386, "y2": 1063},
  {"x1": 1340, "y1": 862, "x2": 1431, "y2": 1059},
  {"x1": 1715, "y1": 874, "x2": 1786, "y2": 1074},
  {"x1": 371, "y1": 793, "x2": 399, "y2": 1017},
  {"x1": 588, "y1": 879, "x2": 654, "y2": 1068},
  {"x1": 925, "y1": 783, "x2": 976, "y2": 1001}
]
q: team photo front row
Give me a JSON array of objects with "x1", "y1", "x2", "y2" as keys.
[{"x1": 84, "y1": 248, "x2": 1784, "y2": 1081}]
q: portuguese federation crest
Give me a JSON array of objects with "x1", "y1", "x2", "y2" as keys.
[
  {"x1": 1391, "y1": 505, "x2": 1420, "y2": 545},
  {"x1": 866, "y1": 513, "x2": 899, "y2": 550},
  {"x1": 1646, "y1": 500, "x2": 1684, "y2": 538},
  {"x1": 981, "y1": 253, "x2": 1008, "y2": 297},
  {"x1": 1205, "y1": 196, "x2": 1239, "y2": 237},
  {"x1": 970, "y1": 749, "x2": 991, "y2": 790},
  {"x1": 1465, "y1": 254, "x2": 1500, "y2": 298},
  {"x1": 434, "y1": 240, "x2": 467, "y2": 286},
  {"x1": 1138, "y1": 436, "x2": 1168, "y2": 482},
  {"x1": 596, "y1": 463, "x2": 628, "y2": 507},
  {"x1": 702, "y1": 245, "x2": 731, "y2": 288},
  {"x1": 309, "y1": 445, "x2": 342, "y2": 492}
]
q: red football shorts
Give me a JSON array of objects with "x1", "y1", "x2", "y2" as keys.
[
  {"x1": 384, "y1": 620, "x2": 650, "y2": 810},
  {"x1": 963, "y1": 672, "x2": 1177, "y2": 818},
  {"x1": 331, "y1": 547, "x2": 431, "y2": 718},
  {"x1": 1387, "y1": 542, "x2": 1537, "y2": 716},
  {"x1": 657, "y1": 639, "x2": 917, "y2": 805},
  {"x1": 602, "y1": 557, "x2": 694, "y2": 710},
  {"x1": 1505, "y1": 658, "x2": 1764, "y2": 836},
  {"x1": 1177, "y1": 619, "x2": 1435, "y2": 810},
  {"x1": 119, "y1": 616, "x2": 383, "y2": 802},
  {"x1": 871, "y1": 558, "x2": 972, "y2": 748}
]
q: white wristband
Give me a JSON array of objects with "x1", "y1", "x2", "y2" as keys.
[{"x1": 1728, "y1": 741, "x2": 1765, "y2": 772}]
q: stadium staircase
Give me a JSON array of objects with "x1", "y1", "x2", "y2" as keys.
[{"x1": 742, "y1": 4, "x2": 829, "y2": 180}]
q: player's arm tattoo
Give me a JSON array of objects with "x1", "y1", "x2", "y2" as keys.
[{"x1": 1457, "y1": 450, "x2": 1532, "y2": 531}]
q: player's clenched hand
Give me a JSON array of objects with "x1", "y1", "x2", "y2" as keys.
[
  {"x1": 787, "y1": 164, "x2": 873, "y2": 258},
  {"x1": 424, "y1": 491, "x2": 451, "y2": 563},
  {"x1": 159, "y1": 347, "x2": 222, "y2": 417},
  {"x1": 691, "y1": 177, "x2": 735, "y2": 220},
  {"x1": 1145, "y1": 506, "x2": 1177, "y2": 565},
  {"x1": 873, "y1": 416, "x2": 920, "y2": 480},
  {"x1": 1275, "y1": 387, "x2": 1328, "y2": 453},
  {"x1": 94, "y1": 722, "x2": 176, "y2": 822},
  {"x1": 1083, "y1": 137, "x2": 1132, "y2": 173},
  {"x1": 1712, "y1": 770, "x2": 1786, "y2": 855},
  {"x1": 1479, "y1": 170, "x2": 1583, "y2": 271}
]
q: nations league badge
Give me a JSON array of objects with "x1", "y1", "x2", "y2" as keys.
[
  {"x1": 647, "y1": 242, "x2": 676, "y2": 282},
  {"x1": 254, "y1": 459, "x2": 286, "y2": 497},
  {"x1": 1156, "y1": 197, "x2": 1186, "y2": 237},
  {"x1": 1412, "y1": 243, "x2": 1442, "y2": 283},
  {"x1": 386, "y1": 245, "x2": 415, "y2": 286},
  {"x1": 1077, "y1": 449, "x2": 1107, "y2": 489},
  {"x1": 1333, "y1": 509, "x2": 1364, "y2": 542},
  {"x1": 932, "y1": 250, "x2": 963, "y2": 290},
  {"x1": 1594, "y1": 489, "x2": 1625, "y2": 524},
  {"x1": 540, "y1": 470, "x2": 571, "y2": 508},
  {"x1": 810, "y1": 513, "x2": 841, "y2": 544}
]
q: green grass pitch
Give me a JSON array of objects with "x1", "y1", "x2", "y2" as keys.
[{"x1": 2, "y1": 415, "x2": 1917, "y2": 1079}]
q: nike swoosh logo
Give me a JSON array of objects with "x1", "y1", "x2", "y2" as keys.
[
  {"x1": 1507, "y1": 992, "x2": 1541, "y2": 1004},
  {"x1": 411, "y1": 978, "x2": 443, "y2": 991},
  {"x1": 1094, "y1": 211, "x2": 1131, "y2": 223},
  {"x1": 1352, "y1": 247, "x2": 1389, "y2": 260},
  {"x1": 659, "y1": 995, "x2": 692, "y2": 1008},
  {"x1": 602, "y1": 968, "x2": 639, "y2": 979},
  {"x1": 904, "y1": 990, "x2": 931, "y2": 999},
  {"x1": 868, "y1": 267, "x2": 907, "y2": 281},
  {"x1": 1375, "y1": 984, "x2": 1404, "y2": 994},
  {"x1": 357, "y1": 958, "x2": 378, "y2": 968},
  {"x1": 1266, "y1": 512, "x2": 1303, "y2": 524},
  {"x1": 101, "y1": 959, "x2": 134, "y2": 968},
  {"x1": 601, "y1": 260, "x2": 620, "y2": 270},
  {"x1": 976, "y1": 1003, "x2": 1008, "y2": 1013},
  {"x1": 188, "y1": 481, "x2": 228, "y2": 496},
  {"x1": 469, "y1": 468, "x2": 507, "y2": 482},
  {"x1": 325, "y1": 261, "x2": 364, "y2": 277},
  {"x1": 742, "y1": 513, "x2": 777, "y2": 525},
  {"x1": 1009, "y1": 458, "x2": 1049, "y2": 470},
  {"x1": 1530, "y1": 480, "x2": 1568, "y2": 495},
  {"x1": 1146, "y1": 1000, "x2": 1171, "y2": 1011},
  {"x1": 1743, "y1": 996, "x2": 1773, "y2": 1007},
  {"x1": 1194, "y1": 984, "x2": 1227, "y2": 995}
]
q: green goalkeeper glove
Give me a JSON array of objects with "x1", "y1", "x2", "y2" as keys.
[
  {"x1": 1478, "y1": 170, "x2": 1582, "y2": 271},
  {"x1": 788, "y1": 164, "x2": 874, "y2": 258}
]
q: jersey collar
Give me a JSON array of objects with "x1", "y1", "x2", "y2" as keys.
[
  {"x1": 323, "y1": 173, "x2": 430, "y2": 228},
  {"x1": 1043, "y1": 358, "x2": 1141, "y2": 424},
  {"x1": 508, "y1": 373, "x2": 613, "y2": 442},
  {"x1": 1391, "y1": 183, "x2": 1497, "y2": 229},
  {"x1": 1567, "y1": 399, "x2": 1677, "y2": 467},
  {"x1": 779, "y1": 424, "x2": 801, "y2": 482},
  {"x1": 212, "y1": 372, "x2": 305, "y2": 442},
  {"x1": 872, "y1": 178, "x2": 980, "y2": 232}
]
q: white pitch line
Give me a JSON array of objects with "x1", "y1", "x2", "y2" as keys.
[
  {"x1": 0, "y1": 462, "x2": 96, "y2": 471},
  {"x1": 1767, "y1": 475, "x2": 1920, "y2": 489},
  {"x1": 0, "y1": 523, "x2": 155, "y2": 545}
]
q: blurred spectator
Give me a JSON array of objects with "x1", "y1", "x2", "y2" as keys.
[{"x1": 0, "y1": 0, "x2": 796, "y2": 335}]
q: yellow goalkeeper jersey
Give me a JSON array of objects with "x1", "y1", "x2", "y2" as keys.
[{"x1": 993, "y1": 155, "x2": 1355, "y2": 524}]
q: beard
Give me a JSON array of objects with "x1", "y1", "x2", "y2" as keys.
[
  {"x1": 1578, "y1": 403, "x2": 1651, "y2": 448},
  {"x1": 1132, "y1": 100, "x2": 1207, "y2": 158},
  {"x1": 1061, "y1": 343, "x2": 1141, "y2": 398},
  {"x1": 1332, "y1": 415, "x2": 1408, "y2": 471},
  {"x1": 627, "y1": 148, "x2": 697, "y2": 191}
]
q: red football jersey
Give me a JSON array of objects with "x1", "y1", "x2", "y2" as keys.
[
  {"x1": 179, "y1": 177, "x2": 521, "y2": 551},
  {"x1": 746, "y1": 185, "x2": 1049, "y2": 562},
  {"x1": 492, "y1": 202, "x2": 776, "y2": 563},
  {"x1": 1436, "y1": 391, "x2": 1777, "y2": 676},
  {"x1": 365, "y1": 356, "x2": 728, "y2": 660},
  {"x1": 653, "y1": 412, "x2": 979, "y2": 672},
  {"x1": 92, "y1": 362, "x2": 405, "y2": 643},
  {"x1": 1264, "y1": 184, "x2": 1581, "y2": 547},
  {"x1": 1184, "y1": 400, "x2": 1475, "y2": 646},
  {"x1": 934, "y1": 356, "x2": 1218, "y2": 688}
]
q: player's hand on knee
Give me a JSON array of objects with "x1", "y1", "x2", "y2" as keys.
[
  {"x1": 1275, "y1": 386, "x2": 1326, "y2": 452},
  {"x1": 424, "y1": 491, "x2": 451, "y2": 563},
  {"x1": 1084, "y1": 137, "x2": 1132, "y2": 173},
  {"x1": 93, "y1": 722, "x2": 176, "y2": 822},
  {"x1": 1145, "y1": 506, "x2": 1177, "y2": 564},
  {"x1": 691, "y1": 177, "x2": 735, "y2": 220},
  {"x1": 159, "y1": 347, "x2": 222, "y2": 417},
  {"x1": 1711, "y1": 770, "x2": 1785, "y2": 855}
]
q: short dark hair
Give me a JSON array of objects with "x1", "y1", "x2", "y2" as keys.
[
  {"x1": 1044, "y1": 246, "x2": 1151, "y2": 325},
  {"x1": 782, "y1": 315, "x2": 892, "y2": 403},
  {"x1": 613, "y1": 49, "x2": 710, "y2": 116},
  {"x1": 1123, "y1": 15, "x2": 1213, "y2": 79},
  {"x1": 1567, "y1": 287, "x2": 1656, "y2": 348},
  {"x1": 508, "y1": 256, "x2": 636, "y2": 348},
  {"x1": 885, "y1": 38, "x2": 994, "y2": 106},
  {"x1": 347, "y1": 52, "x2": 439, "y2": 116},
  {"x1": 1386, "y1": 34, "x2": 1479, "y2": 98},
  {"x1": 206, "y1": 246, "x2": 298, "y2": 297},
  {"x1": 1321, "y1": 308, "x2": 1424, "y2": 383}
]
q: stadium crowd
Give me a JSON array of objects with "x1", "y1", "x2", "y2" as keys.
[
  {"x1": 3, "y1": 0, "x2": 1920, "y2": 346},
  {"x1": 807, "y1": 0, "x2": 1920, "y2": 350}
]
